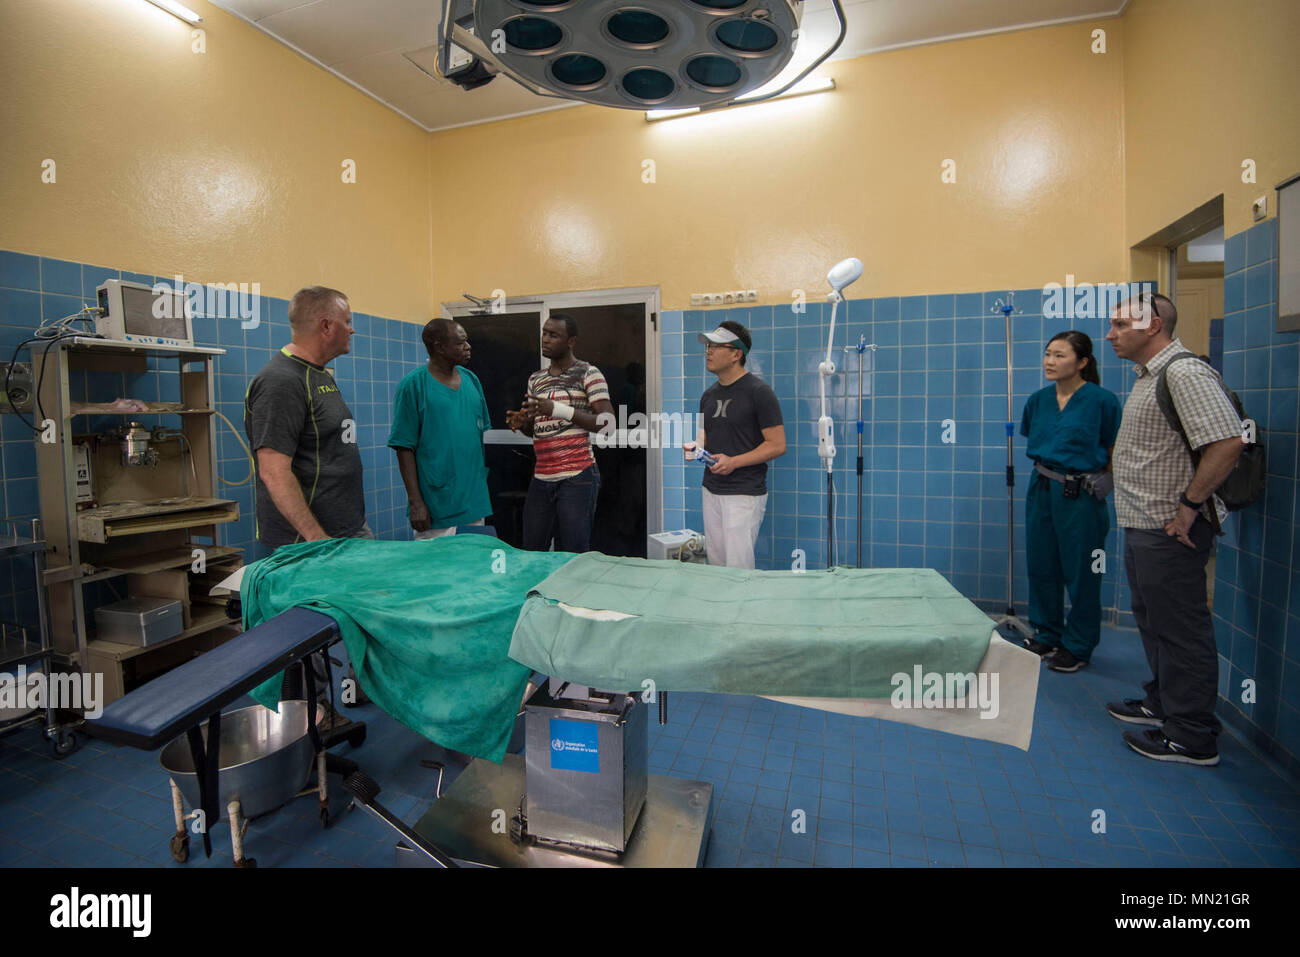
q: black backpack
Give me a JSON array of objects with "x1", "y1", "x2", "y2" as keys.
[{"x1": 1155, "y1": 353, "x2": 1266, "y2": 518}]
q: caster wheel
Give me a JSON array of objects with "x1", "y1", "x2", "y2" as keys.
[
  {"x1": 169, "y1": 833, "x2": 190, "y2": 863},
  {"x1": 347, "y1": 727, "x2": 366, "y2": 748},
  {"x1": 234, "y1": 857, "x2": 258, "y2": 869},
  {"x1": 50, "y1": 730, "x2": 78, "y2": 758}
]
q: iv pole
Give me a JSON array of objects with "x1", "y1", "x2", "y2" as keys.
[
  {"x1": 990, "y1": 293, "x2": 1033, "y2": 643},
  {"x1": 843, "y1": 336, "x2": 876, "y2": 567},
  {"x1": 819, "y1": 258, "x2": 864, "y2": 569}
]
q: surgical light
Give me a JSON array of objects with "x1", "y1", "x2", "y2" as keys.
[
  {"x1": 437, "y1": 0, "x2": 848, "y2": 112},
  {"x1": 143, "y1": 0, "x2": 203, "y2": 24}
]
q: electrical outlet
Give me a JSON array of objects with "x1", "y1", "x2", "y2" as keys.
[
  {"x1": 690, "y1": 294, "x2": 704, "y2": 306},
  {"x1": 723, "y1": 292, "x2": 735, "y2": 304},
  {"x1": 708, "y1": 293, "x2": 723, "y2": 305},
  {"x1": 744, "y1": 290, "x2": 758, "y2": 302},
  {"x1": 1253, "y1": 196, "x2": 1267, "y2": 221}
]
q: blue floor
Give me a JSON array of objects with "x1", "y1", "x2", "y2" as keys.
[{"x1": 2, "y1": 625, "x2": 1298, "y2": 868}]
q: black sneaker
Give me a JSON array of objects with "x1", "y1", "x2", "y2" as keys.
[
  {"x1": 1106, "y1": 699, "x2": 1163, "y2": 726},
  {"x1": 1043, "y1": 647, "x2": 1086, "y2": 672},
  {"x1": 1023, "y1": 637, "x2": 1055, "y2": 656},
  {"x1": 1123, "y1": 728, "x2": 1219, "y2": 766}
]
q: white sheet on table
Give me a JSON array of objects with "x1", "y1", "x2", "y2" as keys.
[{"x1": 765, "y1": 634, "x2": 1039, "y2": 751}]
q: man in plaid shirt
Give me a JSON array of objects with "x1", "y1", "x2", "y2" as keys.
[{"x1": 1104, "y1": 292, "x2": 1245, "y2": 766}]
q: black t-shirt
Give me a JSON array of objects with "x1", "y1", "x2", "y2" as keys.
[
  {"x1": 699, "y1": 372, "x2": 783, "y2": 496},
  {"x1": 244, "y1": 348, "x2": 365, "y2": 546}
]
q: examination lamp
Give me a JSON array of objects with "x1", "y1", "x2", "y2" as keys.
[
  {"x1": 143, "y1": 0, "x2": 203, "y2": 24},
  {"x1": 817, "y1": 256, "x2": 863, "y2": 468},
  {"x1": 436, "y1": 0, "x2": 849, "y2": 113}
]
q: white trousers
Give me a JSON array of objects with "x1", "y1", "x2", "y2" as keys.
[
  {"x1": 414, "y1": 518, "x2": 485, "y2": 540},
  {"x1": 702, "y1": 489, "x2": 767, "y2": 569}
]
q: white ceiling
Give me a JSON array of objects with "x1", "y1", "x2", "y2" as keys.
[{"x1": 210, "y1": 0, "x2": 1128, "y2": 132}]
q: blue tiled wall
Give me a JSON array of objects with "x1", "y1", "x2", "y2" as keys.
[
  {"x1": 662, "y1": 285, "x2": 1149, "y2": 625},
  {"x1": 0, "y1": 249, "x2": 425, "y2": 631},
  {"x1": 1215, "y1": 218, "x2": 1300, "y2": 770}
]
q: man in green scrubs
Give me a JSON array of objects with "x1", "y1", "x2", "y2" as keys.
[
  {"x1": 1019, "y1": 331, "x2": 1121, "y2": 673},
  {"x1": 388, "y1": 319, "x2": 493, "y2": 538}
]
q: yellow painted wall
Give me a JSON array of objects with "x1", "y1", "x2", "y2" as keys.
[
  {"x1": 428, "y1": 19, "x2": 1128, "y2": 311},
  {"x1": 7, "y1": 1, "x2": 1295, "y2": 320},
  {"x1": 1123, "y1": 0, "x2": 1300, "y2": 244},
  {"x1": 0, "y1": 0, "x2": 431, "y2": 322}
]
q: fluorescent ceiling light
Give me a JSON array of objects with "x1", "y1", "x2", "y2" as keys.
[
  {"x1": 737, "y1": 75, "x2": 835, "y2": 103},
  {"x1": 144, "y1": 0, "x2": 203, "y2": 24},
  {"x1": 646, "y1": 76, "x2": 835, "y2": 122}
]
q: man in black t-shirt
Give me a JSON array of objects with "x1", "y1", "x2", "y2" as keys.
[
  {"x1": 244, "y1": 285, "x2": 369, "y2": 713},
  {"x1": 244, "y1": 286, "x2": 366, "y2": 547},
  {"x1": 688, "y1": 321, "x2": 786, "y2": 568}
]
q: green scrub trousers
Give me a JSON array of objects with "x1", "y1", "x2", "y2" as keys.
[{"x1": 1025, "y1": 473, "x2": 1109, "y2": 660}]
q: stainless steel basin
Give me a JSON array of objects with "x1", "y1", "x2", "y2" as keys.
[{"x1": 160, "y1": 701, "x2": 315, "y2": 821}]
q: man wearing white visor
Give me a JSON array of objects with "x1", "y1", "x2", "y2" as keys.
[{"x1": 688, "y1": 321, "x2": 786, "y2": 568}]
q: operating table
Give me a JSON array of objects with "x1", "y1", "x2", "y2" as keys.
[{"x1": 86, "y1": 528, "x2": 1038, "y2": 868}]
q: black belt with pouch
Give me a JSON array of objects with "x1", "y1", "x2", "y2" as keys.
[{"x1": 1034, "y1": 461, "x2": 1113, "y2": 500}]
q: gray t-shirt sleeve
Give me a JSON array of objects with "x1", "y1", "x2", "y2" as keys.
[
  {"x1": 754, "y1": 380, "x2": 783, "y2": 430},
  {"x1": 247, "y1": 373, "x2": 309, "y2": 457}
]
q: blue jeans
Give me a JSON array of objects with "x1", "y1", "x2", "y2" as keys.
[{"x1": 523, "y1": 465, "x2": 599, "y2": 553}]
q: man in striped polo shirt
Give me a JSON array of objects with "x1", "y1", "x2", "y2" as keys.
[
  {"x1": 1105, "y1": 292, "x2": 1245, "y2": 766},
  {"x1": 506, "y1": 314, "x2": 614, "y2": 553}
]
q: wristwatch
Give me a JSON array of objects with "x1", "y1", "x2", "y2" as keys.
[{"x1": 1179, "y1": 491, "x2": 1205, "y2": 510}]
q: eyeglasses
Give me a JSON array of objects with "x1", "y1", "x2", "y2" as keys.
[{"x1": 704, "y1": 342, "x2": 738, "y2": 352}]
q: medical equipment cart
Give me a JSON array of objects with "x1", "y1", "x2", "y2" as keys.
[{"x1": 32, "y1": 338, "x2": 243, "y2": 706}]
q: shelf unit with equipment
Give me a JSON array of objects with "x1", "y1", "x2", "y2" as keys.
[{"x1": 33, "y1": 337, "x2": 245, "y2": 706}]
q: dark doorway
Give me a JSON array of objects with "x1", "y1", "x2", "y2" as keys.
[
  {"x1": 455, "y1": 302, "x2": 649, "y2": 558},
  {"x1": 557, "y1": 303, "x2": 647, "y2": 558},
  {"x1": 457, "y1": 309, "x2": 541, "y2": 549}
]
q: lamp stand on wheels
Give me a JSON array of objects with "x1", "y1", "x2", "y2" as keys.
[{"x1": 843, "y1": 336, "x2": 876, "y2": 568}]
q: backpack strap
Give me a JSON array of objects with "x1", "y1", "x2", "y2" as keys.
[
  {"x1": 1154, "y1": 352, "x2": 1223, "y2": 536},
  {"x1": 1153, "y1": 352, "x2": 1202, "y2": 456}
]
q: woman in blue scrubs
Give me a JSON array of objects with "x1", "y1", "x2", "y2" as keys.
[{"x1": 1019, "y1": 331, "x2": 1121, "y2": 673}]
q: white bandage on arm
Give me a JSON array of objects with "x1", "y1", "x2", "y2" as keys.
[{"x1": 550, "y1": 400, "x2": 575, "y2": 422}]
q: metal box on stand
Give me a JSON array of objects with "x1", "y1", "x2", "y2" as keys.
[{"x1": 523, "y1": 682, "x2": 648, "y2": 855}]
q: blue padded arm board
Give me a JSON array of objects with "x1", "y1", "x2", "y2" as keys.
[{"x1": 87, "y1": 607, "x2": 339, "y2": 750}]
